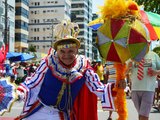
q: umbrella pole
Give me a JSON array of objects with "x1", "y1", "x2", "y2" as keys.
[{"x1": 114, "y1": 63, "x2": 128, "y2": 120}]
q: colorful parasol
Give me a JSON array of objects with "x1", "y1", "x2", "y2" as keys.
[
  {"x1": 145, "y1": 11, "x2": 160, "y2": 39},
  {"x1": 140, "y1": 10, "x2": 160, "y2": 40},
  {"x1": 88, "y1": 18, "x2": 104, "y2": 30},
  {"x1": 127, "y1": 19, "x2": 150, "y2": 62},
  {"x1": 0, "y1": 78, "x2": 16, "y2": 115},
  {"x1": 97, "y1": 18, "x2": 149, "y2": 63},
  {"x1": 89, "y1": 10, "x2": 160, "y2": 41},
  {"x1": 97, "y1": 19, "x2": 131, "y2": 63}
]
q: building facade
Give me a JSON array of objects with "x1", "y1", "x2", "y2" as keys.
[
  {"x1": 0, "y1": 0, "x2": 15, "y2": 52},
  {"x1": 71, "y1": 0, "x2": 93, "y2": 59},
  {"x1": 15, "y1": 0, "x2": 29, "y2": 52},
  {"x1": 28, "y1": 0, "x2": 71, "y2": 53},
  {"x1": 92, "y1": 13, "x2": 101, "y2": 61}
]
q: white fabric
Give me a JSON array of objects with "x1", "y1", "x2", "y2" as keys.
[{"x1": 23, "y1": 106, "x2": 60, "y2": 120}]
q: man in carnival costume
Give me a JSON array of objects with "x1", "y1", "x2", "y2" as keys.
[{"x1": 15, "y1": 20, "x2": 125, "y2": 120}]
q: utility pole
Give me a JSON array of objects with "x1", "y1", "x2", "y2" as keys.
[
  {"x1": 4, "y1": 0, "x2": 8, "y2": 49},
  {"x1": 51, "y1": 19, "x2": 54, "y2": 47}
]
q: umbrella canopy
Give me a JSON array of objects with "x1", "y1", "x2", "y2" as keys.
[
  {"x1": 0, "y1": 78, "x2": 16, "y2": 115},
  {"x1": 6, "y1": 52, "x2": 21, "y2": 59},
  {"x1": 88, "y1": 18, "x2": 104, "y2": 30},
  {"x1": 146, "y1": 11, "x2": 160, "y2": 27},
  {"x1": 146, "y1": 11, "x2": 160, "y2": 39},
  {"x1": 89, "y1": 11, "x2": 160, "y2": 40},
  {"x1": 140, "y1": 10, "x2": 160, "y2": 40},
  {"x1": 128, "y1": 19, "x2": 150, "y2": 61},
  {"x1": 19, "y1": 53, "x2": 34, "y2": 61},
  {"x1": 8, "y1": 53, "x2": 34, "y2": 62},
  {"x1": 97, "y1": 19, "x2": 149, "y2": 63}
]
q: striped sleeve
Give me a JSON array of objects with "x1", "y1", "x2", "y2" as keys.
[
  {"x1": 85, "y1": 69, "x2": 115, "y2": 111},
  {"x1": 16, "y1": 59, "x2": 48, "y2": 109}
]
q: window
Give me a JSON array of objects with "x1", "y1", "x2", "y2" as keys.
[{"x1": 31, "y1": 11, "x2": 34, "y2": 14}]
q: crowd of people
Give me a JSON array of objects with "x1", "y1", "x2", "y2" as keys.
[{"x1": 0, "y1": 61, "x2": 39, "y2": 85}]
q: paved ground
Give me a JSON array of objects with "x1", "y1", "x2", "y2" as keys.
[
  {"x1": 98, "y1": 98, "x2": 160, "y2": 120},
  {"x1": 1, "y1": 98, "x2": 160, "y2": 120}
]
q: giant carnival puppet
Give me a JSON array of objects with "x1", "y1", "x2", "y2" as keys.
[
  {"x1": 88, "y1": 0, "x2": 160, "y2": 120},
  {"x1": 0, "y1": 19, "x2": 128, "y2": 120}
]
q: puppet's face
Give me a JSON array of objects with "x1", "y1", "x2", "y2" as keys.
[{"x1": 57, "y1": 47, "x2": 78, "y2": 66}]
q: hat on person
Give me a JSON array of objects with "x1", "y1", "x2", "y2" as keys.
[{"x1": 53, "y1": 20, "x2": 81, "y2": 50}]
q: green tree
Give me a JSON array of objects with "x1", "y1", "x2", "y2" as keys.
[
  {"x1": 28, "y1": 45, "x2": 36, "y2": 52},
  {"x1": 26, "y1": 45, "x2": 37, "y2": 59},
  {"x1": 153, "y1": 46, "x2": 160, "y2": 57},
  {"x1": 136, "y1": 0, "x2": 160, "y2": 14}
]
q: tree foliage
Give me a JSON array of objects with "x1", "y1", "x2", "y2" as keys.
[
  {"x1": 28, "y1": 45, "x2": 36, "y2": 52},
  {"x1": 136, "y1": 0, "x2": 160, "y2": 14},
  {"x1": 153, "y1": 46, "x2": 160, "y2": 57}
]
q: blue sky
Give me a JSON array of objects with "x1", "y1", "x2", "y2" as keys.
[{"x1": 92, "y1": 0, "x2": 104, "y2": 13}]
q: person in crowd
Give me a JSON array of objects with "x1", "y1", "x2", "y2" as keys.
[
  {"x1": 95, "y1": 60, "x2": 105, "y2": 83},
  {"x1": 153, "y1": 75, "x2": 160, "y2": 111},
  {"x1": 127, "y1": 50, "x2": 160, "y2": 120},
  {"x1": 91, "y1": 60, "x2": 98, "y2": 72},
  {"x1": 104, "y1": 62, "x2": 117, "y2": 120},
  {"x1": 103, "y1": 64, "x2": 109, "y2": 84},
  {"x1": 28, "y1": 63, "x2": 36, "y2": 76},
  {"x1": 15, "y1": 21, "x2": 126, "y2": 120}
]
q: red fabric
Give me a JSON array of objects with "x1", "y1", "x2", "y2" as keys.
[
  {"x1": 12, "y1": 68, "x2": 18, "y2": 75},
  {"x1": 0, "y1": 50, "x2": 5, "y2": 63},
  {"x1": 111, "y1": 19, "x2": 125, "y2": 39},
  {"x1": 74, "y1": 84, "x2": 98, "y2": 120},
  {"x1": 140, "y1": 10, "x2": 158, "y2": 41},
  {"x1": 0, "y1": 45, "x2": 5, "y2": 63},
  {"x1": 92, "y1": 63, "x2": 98, "y2": 72},
  {"x1": 107, "y1": 43, "x2": 121, "y2": 62},
  {"x1": 4, "y1": 44, "x2": 9, "y2": 60},
  {"x1": 137, "y1": 58, "x2": 145, "y2": 80},
  {"x1": 129, "y1": 28, "x2": 147, "y2": 44}
]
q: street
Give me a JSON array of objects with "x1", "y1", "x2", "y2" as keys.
[
  {"x1": 98, "y1": 98, "x2": 160, "y2": 120},
  {"x1": 1, "y1": 98, "x2": 160, "y2": 120}
]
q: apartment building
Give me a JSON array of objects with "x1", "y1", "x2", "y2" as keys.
[
  {"x1": 92, "y1": 13, "x2": 101, "y2": 61},
  {"x1": 15, "y1": 0, "x2": 29, "y2": 52},
  {"x1": 28, "y1": 0, "x2": 71, "y2": 53},
  {"x1": 0, "y1": 0, "x2": 15, "y2": 52},
  {"x1": 71, "y1": 0, "x2": 93, "y2": 59}
]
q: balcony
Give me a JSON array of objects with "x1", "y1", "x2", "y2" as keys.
[{"x1": 0, "y1": 6, "x2": 3, "y2": 15}]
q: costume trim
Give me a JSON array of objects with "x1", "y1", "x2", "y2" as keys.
[
  {"x1": 57, "y1": 43, "x2": 77, "y2": 50},
  {"x1": 45, "y1": 53, "x2": 88, "y2": 83},
  {"x1": 54, "y1": 83, "x2": 67, "y2": 108},
  {"x1": 15, "y1": 100, "x2": 42, "y2": 120}
]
